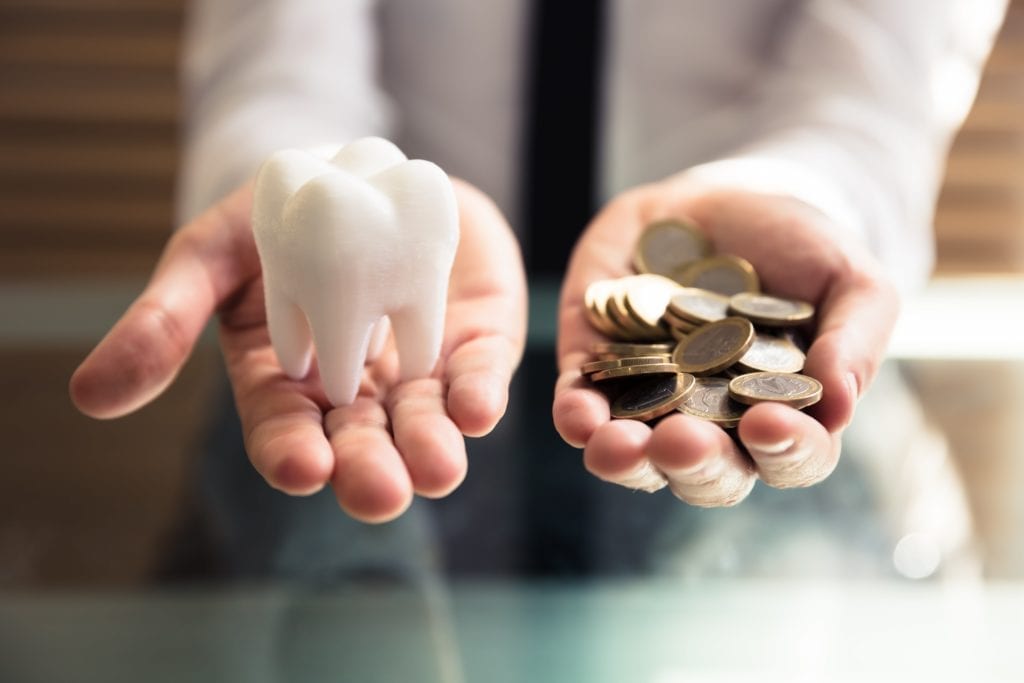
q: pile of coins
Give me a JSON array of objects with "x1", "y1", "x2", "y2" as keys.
[{"x1": 582, "y1": 219, "x2": 823, "y2": 426}]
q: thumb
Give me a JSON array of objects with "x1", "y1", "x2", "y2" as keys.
[{"x1": 70, "y1": 184, "x2": 258, "y2": 418}]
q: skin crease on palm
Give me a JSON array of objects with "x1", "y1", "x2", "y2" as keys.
[
  {"x1": 552, "y1": 176, "x2": 900, "y2": 508},
  {"x1": 69, "y1": 178, "x2": 528, "y2": 524}
]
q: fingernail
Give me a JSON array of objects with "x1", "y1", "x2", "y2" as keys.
[
  {"x1": 749, "y1": 437, "x2": 796, "y2": 456},
  {"x1": 846, "y1": 372, "x2": 860, "y2": 402}
]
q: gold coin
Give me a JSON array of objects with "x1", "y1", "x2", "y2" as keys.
[
  {"x1": 583, "y1": 279, "x2": 621, "y2": 337},
  {"x1": 591, "y1": 341, "x2": 675, "y2": 358},
  {"x1": 672, "y1": 317, "x2": 755, "y2": 376},
  {"x1": 623, "y1": 274, "x2": 683, "y2": 330},
  {"x1": 676, "y1": 255, "x2": 759, "y2": 295},
  {"x1": 581, "y1": 355, "x2": 673, "y2": 375},
  {"x1": 590, "y1": 362, "x2": 680, "y2": 383},
  {"x1": 728, "y1": 372, "x2": 823, "y2": 409},
  {"x1": 666, "y1": 287, "x2": 731, "y2": 324},
  {"x1": 611, "y1": 372, "x2": 697, "y2": 421},
  {"x1": 728, "y1": 292, "x2": 814, "y2": 327},
  {"x1": 633, "y1": 219, "x2": 710, "y2": 278},
  {"x1": 736, "y1": 333, "x2": 805, "y2": 373},
  {"x1": 678, "y1": 377, "x2": 746, "y2": 428}
]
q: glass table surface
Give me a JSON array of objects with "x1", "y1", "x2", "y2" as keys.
[{"x1": 2, "y1": 578, "x2": 1022, "y2": 682}]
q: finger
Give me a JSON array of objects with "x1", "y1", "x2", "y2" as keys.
[
  {"x1": 443, "y1": 179, "x2": 527, "y2": 437},
  {"x1": 647, "y1": 413, "x2": 757, "y2": 507},
  {"x1": 445, "y1": 332, "x2": 518, "y2": 437},
  {"x1": 70, "y1": 184, "x2": 259, "y2": 419},
  {"x1": 552, "y1": 367, "x2": 610, "y2": 448},
  {"x1": 805, "y1": 268, "x2": 900, "y2": 432},
  {"x1": 583, "y1": 419, "x2": 667, "y2": 492},
  {"x1": 385, "y1": 378, "x2": 468, "y2": 497},
  {"x1": 739, "y1": 402, "x2": 840, "y2": 489},
  {"x1": 326, "y1": 397, "x2": 414, "y2": 524},
  {"x1": 552, "y1": 193, "x2": 653, "y2": 447},
  {"x1": 222, "y1": 331, "x2": 335, "y2": 496}
]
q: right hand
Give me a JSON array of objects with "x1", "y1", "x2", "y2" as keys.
[{"x1": 70, "y1": 179, "x2": 527, "y2": 523}]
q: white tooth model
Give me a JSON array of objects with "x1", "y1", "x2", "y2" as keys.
[{"x1": 252, "y1": 137, "x2": 459, "y2": 406}]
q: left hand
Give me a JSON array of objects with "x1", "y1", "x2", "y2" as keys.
[{"x1": 552, "y1": 177, "x2": 900, "y2": 506}]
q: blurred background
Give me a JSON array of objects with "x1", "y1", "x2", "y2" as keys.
[{"x1": 1, "y1": 0, "x2": 1023, "y2": 590}]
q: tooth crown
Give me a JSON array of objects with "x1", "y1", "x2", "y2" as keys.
[{"x1": 252, "y1": 137, "x2": 460, "y2": 406}]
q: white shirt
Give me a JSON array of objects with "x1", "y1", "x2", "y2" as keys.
[{"x1": 179, "y1": 0, "x2": 1007, "y2": 291}]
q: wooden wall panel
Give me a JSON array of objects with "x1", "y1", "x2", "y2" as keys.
[
  {"x1": 0, "y1": 0, "x2": 183, "y2": 279},
  {"x1": 936, "y1": 0, "x2": 1024, "y2": 274}
]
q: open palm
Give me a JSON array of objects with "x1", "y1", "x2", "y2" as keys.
[
  {"x1": 553, "y1": 180, "x2": 899, "y2": 506},
  {"x1": 71, "y1": 179, "x2": 526, "y2": 523}
]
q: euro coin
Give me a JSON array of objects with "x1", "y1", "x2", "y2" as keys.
[
  {"x1": 611, "y1": 372, "x2": 696, "y2": 421},
  {"x1": 736, "y1": 333, "x2": 805, "y2": 373},
  {"x1": 633, "y1": 218, "x2": 710, "y2": 278},
  {"x1": 669, "y1": 326, "x2": 690, "y2": 342},
  {"x1": 591, "y1": 341, "x2": 675, "y2": 358},
  {"x1": 583, "y1": 279, "x2": 621, "y2": 337},
  {"x1": 606, "y1": 282, "x2": 655, "y2": 340},
  {"x1": 581, "y1": 355, "x2": 673, "y2": 375},
  {"x1": 661, "y1": 309, "x2": 699, "y2": 333},
  {"x1": 728, "y1": 292, "x2": 814, "y2": 327},
  {"x1": 678, "y1": 377, "x2": 746, "y2": 428},
  {"x1": 623, "y1": 273, "x2": 683, "y2": 331},
  {"x1": 677, "y1": 255, "x2": 759, "y2": 295},
  {"x1": 590, "y1": 362, "x2": 680, "y2": 383},
  {"x1": 672, "y1": 317, "x2": 755, "y2": 376},
  {"x1": 666, "y1": 287, "x2": 731, "y2": 324},
  {"x1": 728, "y1": 371, "x2": 823, "y2": 409}
]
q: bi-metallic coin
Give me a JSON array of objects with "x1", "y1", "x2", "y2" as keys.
[
  {"x1": 678, "y1": 377, "x2": 747, "y2": 428},
  {"x1": 672, "y1": 317, "x2": 755, "y2": 376},
  {"x1": 728, "y1": 292, "x2": 815, "y2": 327},
  {"x1": 623, "y1": 273, "x2": 683, "y2": 332},
  {"x1": 677, "y1": 255, "x2": 759, "y2": 295},
  {"x1": 591, "y1": 341, "x2": 676, "y2": 359},
  {"x1": 611, "y1": 372, "x2": 697, "y2": 422},
  {"x1": 728, "y1": 372, "x2": 823, "y2": 409},
  {"x1": 581, "y1": 355, "x2": 673, "y2": 376},
  {"x1": 590, "y1": 362, "x2": 681, "y2": 383},
  {"x1": 584, "y1": 279, "x2": 622, "y2": 337},
  {"x1": 666, "y1": 287, "x2": 731, "y2": 324},
  {"x1": 633, "y1": 219, "x2": 711, "y2": 278},
  {"x1": 736, "y1": 334, "x2": 806, "y2": 374}
]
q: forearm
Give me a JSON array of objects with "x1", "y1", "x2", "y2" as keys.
[{"x1": 683, "y1": 0, "x2": 1007, "y2": 292}]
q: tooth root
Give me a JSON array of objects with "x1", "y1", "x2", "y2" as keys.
[
  {"x1": 390, "y1": 298, "x2": 445, "y2": 382},
  {"x1": 263, "y1": 284, "x2": 313, "y2": 379},
  {"x1": 307, "y1": 304, "x2": 374, "y2": 407},
  {"x1": 365, "y1": 316, "x2": 390, "y2": 364}
]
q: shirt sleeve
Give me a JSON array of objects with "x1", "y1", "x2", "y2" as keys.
[
  {"x1": 682, "y1": 0, "x2": 1008, "y2": 292},
  {"x1": 176, "y1": 0, "x2": 392, "y2": 222}
]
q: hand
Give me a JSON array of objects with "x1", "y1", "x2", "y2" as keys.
[
  {"x1": 552, "y1": 178, "x2": 899, "y2": 506},
  {"x1": 70, "y1": 179, "x2": 527, "y2": 522}
]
